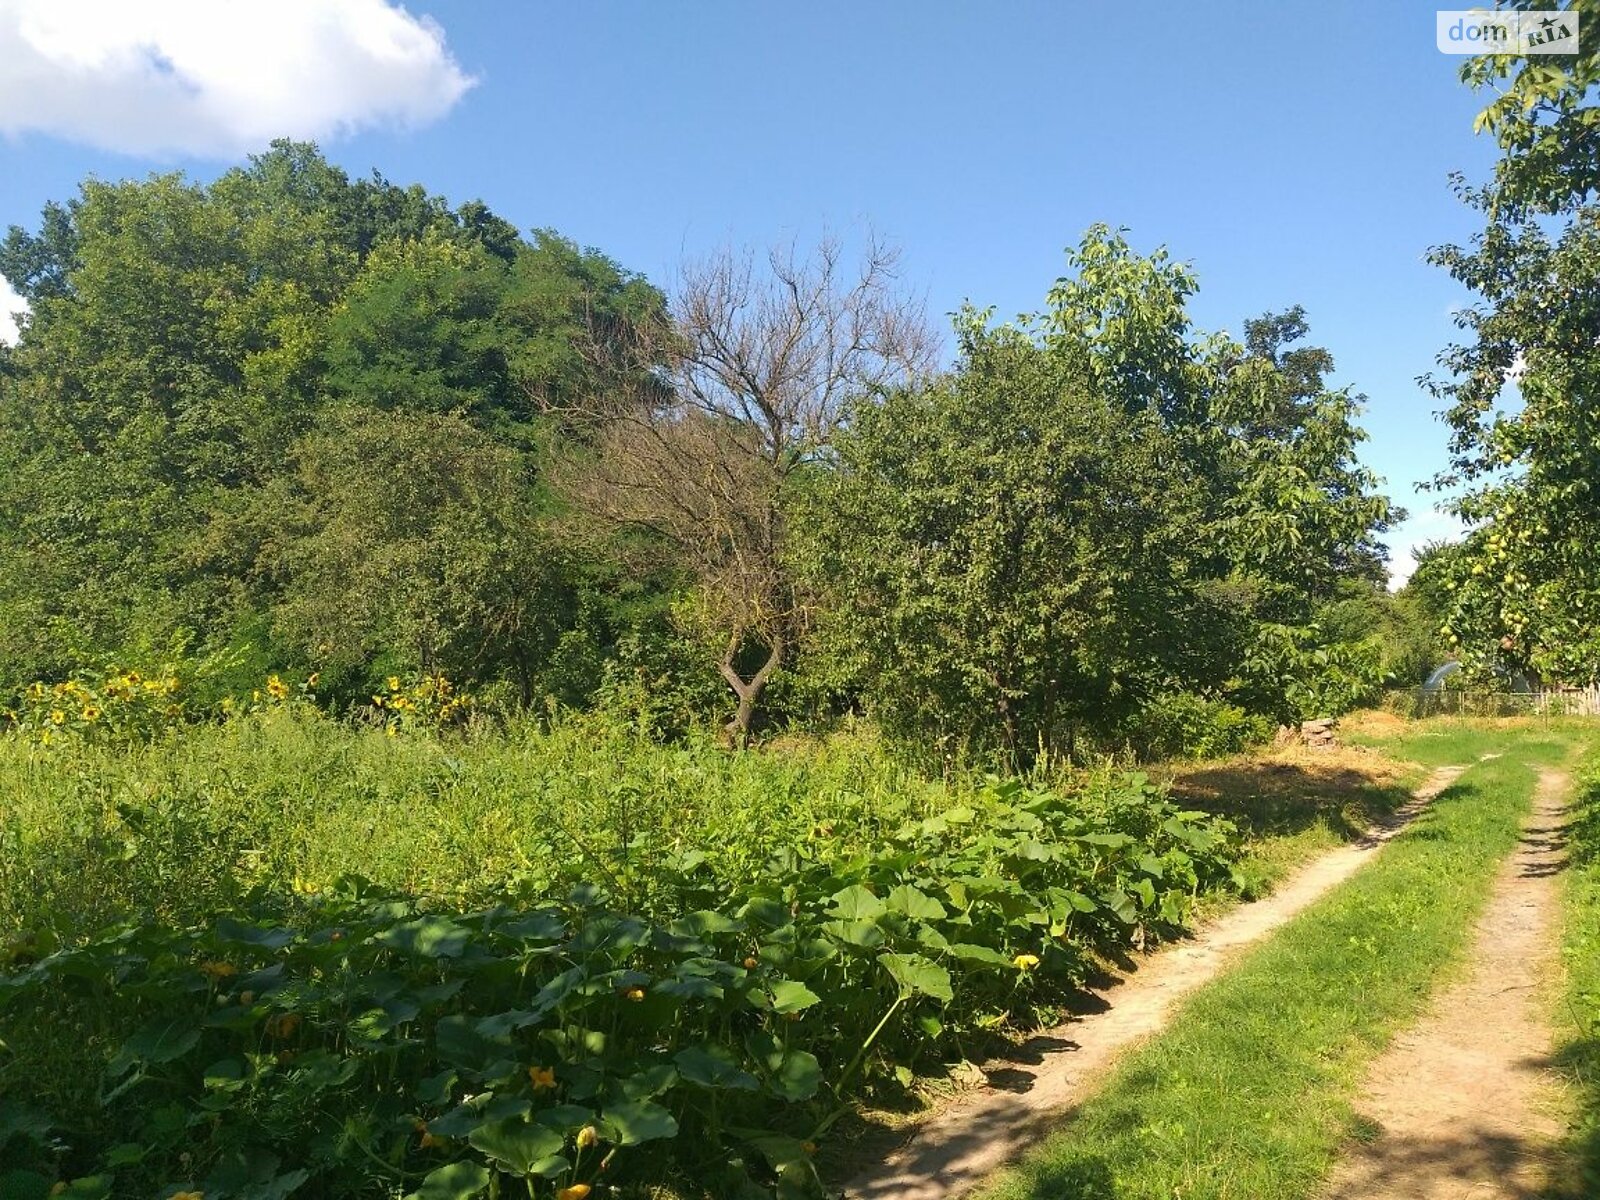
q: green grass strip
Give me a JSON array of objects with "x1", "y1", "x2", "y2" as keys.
[
  {"x1": 1552, "y1": 743, "x2": 1600, "y2": 1196},
  {"x1": 979, "y1": 729, "x2": 1580, "y2": 1200}
]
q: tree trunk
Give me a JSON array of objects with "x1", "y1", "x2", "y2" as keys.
[{"x1": 719, "y1": 629, "x2": 784, "y2": 748}]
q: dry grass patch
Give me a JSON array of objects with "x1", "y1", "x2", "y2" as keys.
[
  {"x1": 1165, "y1": 743, "x2": 1415, "y2": 837},
  {"x1": 1158, "y1": 742, "x2": 1422, "y2": 893}
]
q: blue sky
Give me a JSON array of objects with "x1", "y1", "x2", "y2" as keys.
[{"x1": 0, "y1": 1, "x2": 1506, "y2": 583}]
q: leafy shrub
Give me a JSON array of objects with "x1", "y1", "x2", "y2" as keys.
[
  {"x1": 1120, "y1": 693, "x2": 1272, "y2": 761},
  {"x1": 593, "y1": 627, "x2": 728, "y2": 741}
]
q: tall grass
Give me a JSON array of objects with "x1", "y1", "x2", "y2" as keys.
[
  {"x1": 0, "y1": 708, "x2": 979, "y2": 939},
  {"x1": 1553, "y1": 742, "x2": 1600, "y2": 1195}
]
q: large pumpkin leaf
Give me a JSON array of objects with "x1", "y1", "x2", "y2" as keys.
[
  {"x1": 879, "y1": 952, "x2": 954, "y2": 1002},
  {"x1": 602, "y1": 1099, "x2": 678, "y2": 1145},
  {"x1": 467, "y1": 1117, "x2": 565, "y2": 1176}
]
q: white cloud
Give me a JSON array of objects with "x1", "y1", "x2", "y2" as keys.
[
  {"x1": 0, "y1": 0, "x2": 474, "y2": 157},
  {"x1": 1387, "y1": 504, "x2": 1469, "y2": 591},
  {"x1": 0, "y1": 274, "x2": 25, "y2": 345}
]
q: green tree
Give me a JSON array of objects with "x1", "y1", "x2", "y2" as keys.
[
  {"x1": 268, "y1": 409, "x2": 570, "y2": 696},
  {"x1": 807, "y1": 228, "x2": 1398, "y2": 760},
  {"x1": 1428, "y1": 10, "x2": 1600, "y2": 681},
  {"x1": 0, "y1": 143, "x2": 667, "y2": 697},
  {"x1": 810, "y1": 311, "x2": 1200, "y2": 762}
]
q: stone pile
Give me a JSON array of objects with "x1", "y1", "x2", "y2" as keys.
[{"x1": 1300, "y1": 717, "x2": 1337, "y2": 750}]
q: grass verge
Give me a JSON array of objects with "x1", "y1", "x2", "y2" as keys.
[
  {"x1": 976, "y1": 724, "x2": 1582, "y2": 1200},
  {"x1": 1551, "y1": 742, "x2": 1600, "y2": 1196}
]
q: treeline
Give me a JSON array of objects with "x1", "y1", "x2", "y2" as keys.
[{"x1": 0, "y1": 142, "x2": 1438, "y2": 762}]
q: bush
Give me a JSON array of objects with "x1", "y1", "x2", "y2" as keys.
[{"x1": 1119, "y1": 693, "x2": 1273, "y2": 761}]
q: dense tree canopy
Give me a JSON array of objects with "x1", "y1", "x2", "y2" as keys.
[
  {"x1": 0, "y1": 147, "x2": 1409, "y2": 759},
  {"x1": 1427, "y1": 11, "x2": 1600, "y2": 682},
  {"x1": 0, "y1": 141, "x2": 668, "y2": 699},
  {"x1": 806, "y1": 228, "x2": 1399, "y2": 763}
]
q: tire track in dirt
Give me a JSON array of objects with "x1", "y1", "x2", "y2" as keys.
[
  {"x1": 1317, "y1": 767, "x2": 1571, "y2": 1200},
  {"x1": 842, "y1": 764, "x2": 1468, "y2": 1200}
]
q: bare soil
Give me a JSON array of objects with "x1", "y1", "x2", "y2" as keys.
[
  {"x1": 1318, "y1": 768, "x2": 1572, "y2": 1200},
  {"x1": 840, "y1": 764, "x2": 1467, "y2": 1200}
]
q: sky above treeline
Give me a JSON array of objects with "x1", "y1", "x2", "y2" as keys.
[{"x1": 0, "y1": 1, "x2": 1507, "y2": 585}]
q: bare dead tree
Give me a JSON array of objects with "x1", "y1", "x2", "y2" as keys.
[{"x1": 561, "y1": 232, "x2": 937, "y2": 744}]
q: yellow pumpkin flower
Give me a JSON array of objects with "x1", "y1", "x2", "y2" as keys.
[
  {"x1": 623, "y1": 986, "x2": 646, "y2": 1002},
  {"x1": 1013, "y1": 953, "x2": 1041, "y2": 971},
  {"x1": 197, "y1": 960, "x2": 237, "y2": 981},
  {"x1": 575, "y1": 1124, "x2": 599, "y2": 1149},
  {"x1": 528, "y1": 1064, "x2": 557, "y2": 1089},
  {"x1": 557, "y1": 1186, "x2": 591, "y2": 1200},
  {"x1": 170, "y1": 1193, "x2": 203, "y2": 1200}
]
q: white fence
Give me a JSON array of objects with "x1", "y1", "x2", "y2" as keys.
[{"x1": 1390, "y1": 686, "x2": 1600, "y2": 718}]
